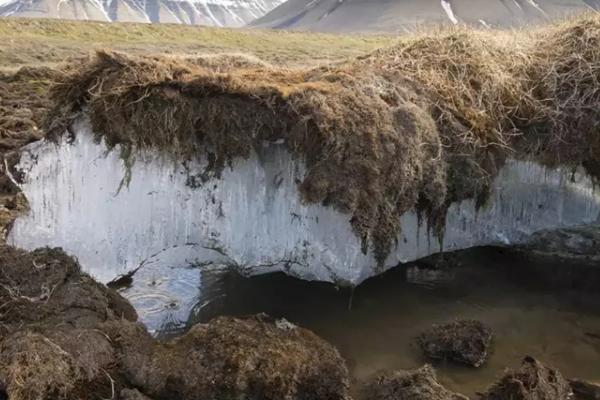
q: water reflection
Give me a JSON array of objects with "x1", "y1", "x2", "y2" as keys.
[{"x1": 184, "y1": 247, "x2": 600, "y2": 397}]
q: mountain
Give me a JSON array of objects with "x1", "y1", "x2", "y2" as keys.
[
  {"x1": 0, "y1": 0, "x2": 284, "y2": 26},
  {"x1": 252, "y1": 0, "x2": 600, "y2": 32}
]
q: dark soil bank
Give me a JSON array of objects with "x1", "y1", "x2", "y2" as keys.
[
  {"x1": 0, "y1": 246, "x2": 350, "y2": 400},
  {"x1": 1, "y1": 245, "x2": 598, "y2": 400}
]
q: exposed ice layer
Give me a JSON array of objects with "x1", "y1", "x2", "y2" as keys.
[{"x1": 9, "y1": 119, "x2": 600, "y2": 290}]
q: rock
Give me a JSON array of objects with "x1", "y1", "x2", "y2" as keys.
[
  {"x1": 570, "y1": 379, "x2": 600, "y2": 400},
  {"x1": 110, "y1": 314, "x2": 350, "y2": 400},
  {"x1": 418, "y1": 319, "x2": 492, "y2": 367},
  {"x1": 363, "y1": 364, "x2": 468, "y2": 400},
  {"x1": 480, "y1": 356, "x2": 571, "y2": 400}
]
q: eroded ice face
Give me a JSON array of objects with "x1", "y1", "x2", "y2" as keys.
[{"x1": 8, "y1": 118, "x2": 600, "y2": 331}]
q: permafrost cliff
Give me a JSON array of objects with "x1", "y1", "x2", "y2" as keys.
[
  {"x1": 8, "y1": 16, "x2": 600, "y2": 330},
  {"x1": 8, "y1": 119, "x2": 600, "y2": 330}
]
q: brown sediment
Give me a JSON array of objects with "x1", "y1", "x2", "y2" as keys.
[
  {"x1": 0, "y1": 246, "x2": 350, "y2": 400},
  {"x1": 43, "y1": 15, "x2": 600, "y2": 266}
]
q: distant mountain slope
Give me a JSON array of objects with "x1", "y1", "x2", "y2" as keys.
[
  {"x1": 0, "y1": 0, "x2": 284, "y2": 26},
  {"x1": 252, "y1": 0, "x2": 600, "y2": 32}
]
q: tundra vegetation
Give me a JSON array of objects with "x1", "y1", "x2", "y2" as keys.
[{"x1": 0, "y1": 13, "x2": 599, "y2": 400}]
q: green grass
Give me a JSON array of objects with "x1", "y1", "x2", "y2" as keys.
[{"x1": 0, "y1": 17, "x2": 397, "y2": 70}]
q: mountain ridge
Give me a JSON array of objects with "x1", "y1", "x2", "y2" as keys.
[
  {"x1": 0, "y1": 0, "x2": 284, "y2": 26},
  {"x1": 252, "y1": 0, "x2": 600, "y2": 32}
]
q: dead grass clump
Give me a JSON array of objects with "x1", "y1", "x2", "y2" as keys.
[
  {"x1": 359, "y1": 30, "x2": 542, "y2": 207},
  {"x1": 0, "y1": 331, "x2": 82, "y2": 400},
  {"x1": 47, "y1": 50, "x2": 445, "y2": 265},
  {"x1": 0, "y1": 66, "x2": 61, "y2": 149},
  {"x1": 524, "y1": 17, "x2": 600, "y2": 176},
  {"x1": 417, "y1": 319, "x2": 493, "y2": 367},
  {"x1": 0, "y1": 245, "x2": 137, "y2": 335},
  {"x1": 0, "y1": 66, "x2": 62, "y2": 239},
  {"x1": 45, "y1": 14, "x2": 600, "y2": 266},
  {"x1": 109, "y1": 314, "x2": 350, "y2": 400},
  {"x1": 363, "y1": 364, "x2": 468, "y2": 400},
  {"x1": 182, "y1": 52, "x2": 273, "y2": 72},
  {"x1": 481, "y1": 356, "x2": 571, "y2": 400}
]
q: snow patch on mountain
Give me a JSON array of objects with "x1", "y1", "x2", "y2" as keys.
[
  {"x1": 0, "y1": 0, "x2": 285, "y2": 26},
  {"x1": 252, "y1": 0, "x2": 600, "y2": 32}
]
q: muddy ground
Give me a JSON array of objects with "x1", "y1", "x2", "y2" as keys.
[
  {"x1": 1, "y1": 245, "x2": 593, "y2": 400},
  {"x1": 0, "y1": 245, "x2": 351, "y2": 400}
]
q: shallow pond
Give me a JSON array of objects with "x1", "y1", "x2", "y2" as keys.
[{"x1": 176, "y1": 247, "x2": 600, "y2": 397}]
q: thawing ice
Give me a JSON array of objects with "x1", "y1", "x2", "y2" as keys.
[{"x1": 8, "y1": 118, "x2": 600, "y2": 330}]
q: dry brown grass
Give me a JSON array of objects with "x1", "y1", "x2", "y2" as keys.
[
  {"x1": 46, "y1": 14, "x2": 600, "y2": 265},
  {"x1": 0, "y1": 332, "x2": 82, "y2": 400}
]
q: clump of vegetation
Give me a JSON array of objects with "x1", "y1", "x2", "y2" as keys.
[
  {"x1": 363, "y1": 364, "x2": 468, "y2": 400},
  {"x1": 0, "y1": 246, "x2": 350, "y2": 400},
  {"x1": 417, "y1": 319, "x2": 493, "y2": 367},
  {"x1": 0, "y1": 67, "x2": 62, "y2": 238},
  {"x1": 481, "y1": 356, "x2": 571, "y2": 400},
  {"x1": 46, "y1": 14, "x2": 600, "y2": 266},
  {"x1": 0, "y1": 332, "x2": 83, "y2": 400}
]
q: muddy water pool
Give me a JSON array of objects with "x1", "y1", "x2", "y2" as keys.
[{"x1": 144, "y1": 248, "x2": 600, "y2": 397}]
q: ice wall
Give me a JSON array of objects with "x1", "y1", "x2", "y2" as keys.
[{"x1": 7, "y1": 119, "x2": 600, "y2": 330}]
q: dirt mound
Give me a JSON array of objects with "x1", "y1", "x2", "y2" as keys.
[
  {"x1": 480, "y1": 356, "x2": 571, "y2": 400},
  {"x1": 183, "y1": 53, "x2": 273, "y2": 72},
  {"x1": 108, "y1": 314, "x2": 350, "y2": 400},
  {"x1": 45, "y1": 15, "x2": 600, "y2": 266},
  {"x1": 0, "y1": 331, "x2": 84, "y2": 400},
  {"x1": 418, "y1": 319, "x2": 493, "y2": 367},
  {"x1": 0, "y1": 245, "x2": 136, "y2": 334},
  {"x1": 0, "y1": 246, "x2": 137, "y2": 400},
  {"x1": 0, "y1": 327, "x2": 122, "y2": 400},
  {"x1": 0, "y1": 246, "x2": 350, "y2": 400},
  {"x1": 362, "y1": 364, "x2": 468, "y2": 400}
]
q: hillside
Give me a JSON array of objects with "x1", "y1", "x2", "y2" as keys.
[
  {"x1": 253, "y1": 0, "x2": 600, "y2": 32},
  {"x1": 0, "y1": 17, "x2": 395, "y2": 70},
  {"x1": 0, "y1": 0, "x2": 283, "y2": 26}
]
